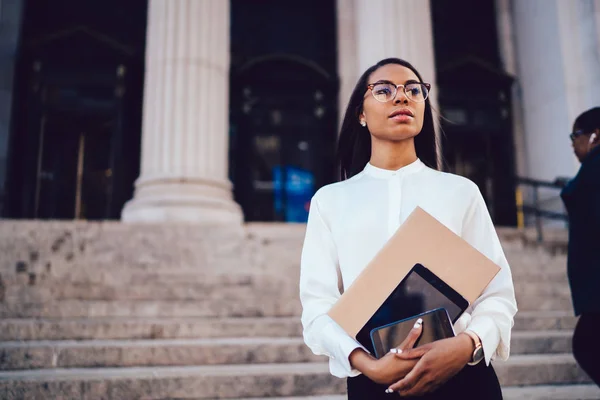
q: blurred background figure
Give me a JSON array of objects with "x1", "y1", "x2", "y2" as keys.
[{"x1": 561, "y1": 107, "x2": 600, "y2": 387}]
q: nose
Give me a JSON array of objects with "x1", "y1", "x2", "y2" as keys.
[{"x1": 394, "y1": 88, "x2": 409, "y2": 104}]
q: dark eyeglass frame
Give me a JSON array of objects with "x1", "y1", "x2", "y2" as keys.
[
  {"x1": 569, "y1": 129, "x2": 593, "y2": 141},
  {"x1": 366, "y1": 80, "x2": 432, "y2": 103}
]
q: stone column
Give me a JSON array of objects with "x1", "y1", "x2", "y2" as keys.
[
  {"x1": 122, "y1": 0, "x2": 242, "y2": 224},
  {"x1": 336, "y1": 0, "x2": 439, "y2": 162},
  {"x1": 496, "y1": 0, "x2": 528, "y2": 179},
  {"x1": 353, "y1": 0, "x2": 437, "y2": 86},
  {"x1": 512, "y1": 0, "x2": 600, "y2": 180}
]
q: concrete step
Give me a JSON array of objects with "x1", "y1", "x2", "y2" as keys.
[
  {"x1": 502, "y1": 384, "x2": 600, "y2": 400},
  {"x1": 516, "y1": 296, "x2": 572, "y2": 312},
  {"x1": 3, "y1": 271, "x2": 299, "y2": 301},
  {"x1": 0, "y1": 337, "x2": 323, "y2": 370},
  {"x1": 494, "y1": 354, "x2": 591, "y2": 386},
  {"x1": 514, "y1": 311, "x2": 576, "y2": 331},
  {"x1": 514, "y1": 282, "x2": 573, "y2": 312},
  {"x1": 0, "y1": 298, "x2": 303, "y2": 319},
  {"x1": 5, "y1": 296, "x2": 571, "y2": 319},
  {"x1": 0, "y1": 363, "x2": 344, "y2": 399},
  {"x1": 0, "y1": 331, "x2": 574, "y2": 370},
  {"x1": 0, "y1": 312, "x2": 577, "y2": 341},
  {"x1": 234, "y1": 385, "x2": 600, "y2": 400},
  {"x1": 0, "y1": 355, "x2": 591, "y2": 398},
  {"x1": 50, "y1": 280, "x2": 291, "y2": 302},
  {"x1": 0, "y1": 317, "x2": 302, "y2": 341},
  {"x1": 511, "y1": 330, "x2": 571, "y2": 355}
]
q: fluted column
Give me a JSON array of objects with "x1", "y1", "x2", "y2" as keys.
[
  {"x1": 337, "y1": 0, "x2": 438, "y2": 108},
  {"x1": 336, "y1": 0, "x2": 439, "y2": 160},
  {"x1": 122, "y1": 0, "x2": 242, "y2": 224},
  {"x1": 354, "y1": 0, "x2": 437, "y2": 85},
  {"x1": 512, "y1": 0, "x2": 600, "y2": 180}
]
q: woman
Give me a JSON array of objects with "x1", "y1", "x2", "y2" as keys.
[
  {"x1": 299, "y1": 58, "x2": 517, "y2": 399},
  {"x1": 561, "y1": 107, "x2": 600, "y2": 387}
]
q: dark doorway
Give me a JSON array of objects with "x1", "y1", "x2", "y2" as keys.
[
  {"x1": 231, "y1": 57, "x2": 337, "y2": 222},
  {"x1": 5, "y1": 0, "x2": 147, "y2": 219},
  {"x1": 230, "y1": 0, "x2": 338, "y2": 223}
]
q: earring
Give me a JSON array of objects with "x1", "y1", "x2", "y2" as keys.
[{"x1": 360, "y1": 120, "x2": 366, "y2": 127}]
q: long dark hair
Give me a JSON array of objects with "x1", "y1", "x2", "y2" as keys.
[{"x1": 337, "y1": 58, "x2": 439, "y2": 180}]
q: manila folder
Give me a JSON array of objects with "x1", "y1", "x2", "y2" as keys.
[{"x1": 327, "y1": 206, "x2": 501, "y2": 339}]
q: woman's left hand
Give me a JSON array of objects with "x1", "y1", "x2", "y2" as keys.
[{"x1": 386, "y1": 333, "x2": 475, "y2": 396}]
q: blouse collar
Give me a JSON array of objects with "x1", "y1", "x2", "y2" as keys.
[{"x1": 363, "y1": 158, "x2": 425, "y2": 178}]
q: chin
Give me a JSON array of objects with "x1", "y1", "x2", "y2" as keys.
[{"x1": 388, "y1": 128, "x2": 420, "y2": 141}]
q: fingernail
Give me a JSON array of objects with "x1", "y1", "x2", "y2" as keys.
[
  {"x1": 389, "y1": 348, "x2": 402, "y2": 354},
  {"x1": 414, "y1": 318, "x2": 423, "y2": 328},
  {"x1": 385, "y1": 388, "x2": 394, "y2": 393}
]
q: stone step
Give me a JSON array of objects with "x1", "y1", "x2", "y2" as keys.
[
  {"x1": 3, "y1": 270, "x2": 299, "y2": 300},
  {"x1": 12, "y1": 273, "x2": 572, "y2": 303},
  {"x1": 234, "y1": 385, "x2": 600, "y2": 400},
  {"x1": 0, "y1": 355, "x2": 591, "y2": 398},
  {"x1": 0, "y1": 363, "x2": 344, "y2": 399},
  {"x1": 511, "y1": 330, "x2": 571, "y2": 354},
  {"x1": 516, "y1": 296, "x2": 572, "y2": 312},
  {"x1": 0, "y1": 311, "x2": 577, "y2": 341},
  {"x1": 0, "y1": 337, "x2": 323, "y2": 370},
  {"x1": 514, "y1": 283, "x2": 573, "y2": 311},
  {"x1": 3, "y1": 297, "x2": 571, "y2": 318},
  {"x1": 4, "y1": 284, "x2": 571, "y2": 313},
  {"x1": 17, "y1": 280, "x2": 293, "y2": 302},
  {"x1": 0, "y1": 317, "x2": 303, "y2": 341},
  {"x1": 515, "y1": 311, "x2": 576, "y2": 331},
  {"x1": 502, "y1": 384, "x2": 600, "y2": 400},
  {"x1": 0, "y1": 298, "x2": 302, "y2": 319},
  {"x1": 494, "y1": 354, "x2": 591, "y2": 386},
  {"x1": 0, "y1": 330, "x2": 573, "y2": 370}
]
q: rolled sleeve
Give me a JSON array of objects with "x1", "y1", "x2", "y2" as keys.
[
  {"x1": 461, "y1": 186, "x2": 518, "y2": 364},
  {"x1": 300, "y1": 193, "x2": 366, "y2": 378}
]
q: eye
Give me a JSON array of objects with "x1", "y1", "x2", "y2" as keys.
[
  {"x1": 374, "y1": 85, "x2": 393, "y2": 96},
  {"x1": 406, "y1": 84, "x2": 422, "y2": 96}
]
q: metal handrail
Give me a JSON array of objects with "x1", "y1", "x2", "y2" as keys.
[{"x1": 515, "y1": 176, "x2": 569, "y2": 242}]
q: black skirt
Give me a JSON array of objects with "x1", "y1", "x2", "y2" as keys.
[{"x1": 347, "y1": 362, "x2": 502, "y2": 400}]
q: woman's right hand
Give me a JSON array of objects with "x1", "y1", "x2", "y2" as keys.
[{"x1": 350, "y1": 318, "x2": 424, "y2": 385}]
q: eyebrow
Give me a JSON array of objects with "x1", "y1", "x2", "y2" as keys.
[{"x1": 370, "y1": 79, "x2": 421, "y2": 85}]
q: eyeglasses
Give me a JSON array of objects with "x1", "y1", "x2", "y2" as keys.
[
  {"x1": 366, "y1": 81, "x2": 431, "y2": 103},
  {"x1": 569, "y1": 130, "x2": 590, "y2": 141}
]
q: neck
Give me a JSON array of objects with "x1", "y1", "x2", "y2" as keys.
[{"x1": 369, "y1": 137, "x2": 418, "y2": 170}]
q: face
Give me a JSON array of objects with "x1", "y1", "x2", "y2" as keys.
[
  {"x1": 571, "y1": 126, "x2": 599, "y2": 162},
  {"x1": 359, "y1": 64, "x2": 427, "y2": 143}
]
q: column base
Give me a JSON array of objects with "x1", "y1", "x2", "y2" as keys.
[{"x1": 121, "y1": 175, "x2": 243, "y2": 224}]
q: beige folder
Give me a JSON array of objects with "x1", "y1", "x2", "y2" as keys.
[{"x1": 328, "y1": 206, "x2": 501, "y2": 339}]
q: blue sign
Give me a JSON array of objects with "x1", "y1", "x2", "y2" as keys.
[{"x1": 273, "y1": 166, "x2": 314, "y2": 222}]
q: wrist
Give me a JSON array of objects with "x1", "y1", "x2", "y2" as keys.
[
  {"x1": 458, "y1": 332, "x2": 476, "y2": 362},
  {"x1": 460, "y1": 330, "x2": 485, "y2": 366},
  {"x1": 349, "y1": 348, "x2": 376, "y2": 375}
]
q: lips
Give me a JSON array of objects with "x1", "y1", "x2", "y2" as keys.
[{"x1": 389, "y1": 109, "x2": 414, "y2": 118}]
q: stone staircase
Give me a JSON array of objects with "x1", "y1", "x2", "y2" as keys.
[{"x1": 0, "y1": 222, "x2": 599, "y2": 399}]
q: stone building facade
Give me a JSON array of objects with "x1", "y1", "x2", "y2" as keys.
[{"x1": 0, "y1": 0, "x2": 598, "y2": 226}]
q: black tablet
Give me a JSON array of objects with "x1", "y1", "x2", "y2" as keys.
[
  {"x1": 355, "y1": 263, "x2": 469, "y2": 353},
  {"x1": 398, "y1": 263, "x2": 469, "y2": 323}
]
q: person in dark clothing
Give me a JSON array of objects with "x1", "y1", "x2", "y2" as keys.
[{"x1": 560, "y1": 107, "x2": 600, "y2": 387}]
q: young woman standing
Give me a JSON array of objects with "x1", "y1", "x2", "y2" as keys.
[{"x1": 300, "y1": 58, "x2": 517, "y2": 399}]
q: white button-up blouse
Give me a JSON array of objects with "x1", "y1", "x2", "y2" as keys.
[{"x1": 299, "y1": 158, "x2": 518, "y2": 378}]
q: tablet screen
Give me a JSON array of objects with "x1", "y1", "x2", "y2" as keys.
[
  {"x1": 397, "y1": 267, "x2": 464, "y2": 322},
  {"x1": 355, "y1": 263, "x2": 468, "y2": 352}
]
